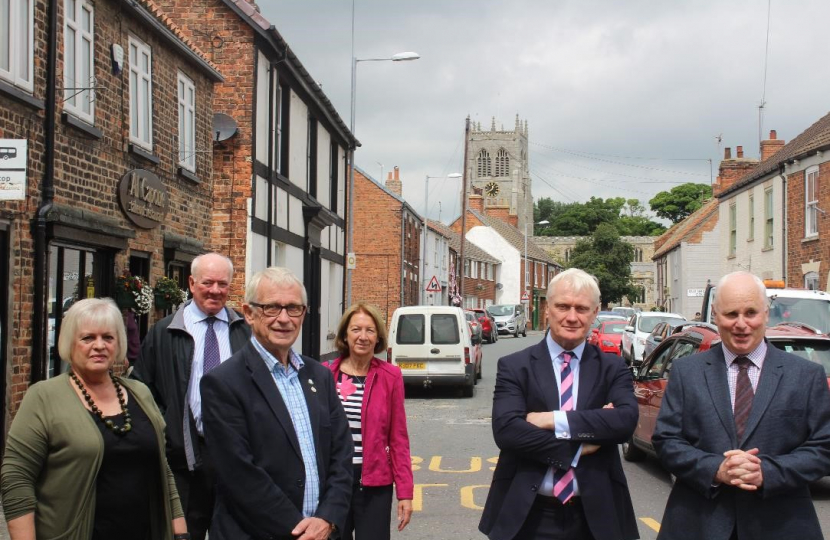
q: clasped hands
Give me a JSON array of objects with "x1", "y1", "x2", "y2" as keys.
[
  {"x1": 525, "y1": 403, "x2": 614, "y2": 456},
  {"x1": 715, "y1": 447, "x2": 764, "y2": 490}
]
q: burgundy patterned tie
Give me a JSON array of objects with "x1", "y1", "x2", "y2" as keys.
[
  {"x1": 733, "y1": 356, "x2": 754, "y2": 441},
  {"x1": 552, "y1": 351, "x2": 576, "y2": 503},
  {"x1": 203, "y1": 317, "x2": 220, "y2": 374}
]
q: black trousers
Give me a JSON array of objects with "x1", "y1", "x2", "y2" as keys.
[
  {"x1": 172, "y1": 437, "x2": 216, "y2": 540},
  {"x1": 514, "y1": 497, "x2": 596, "y2": 540},
  {"x1": 339, "y1": 468, "x2": 394, "y2": 540}
]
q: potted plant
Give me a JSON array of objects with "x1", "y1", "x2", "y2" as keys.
[
  {"x1": 153, "y1": 276, "x2": 187, "y2": 311},
  {"x1": 115, "y1": 272, "x2": 153, "y2": 315}
]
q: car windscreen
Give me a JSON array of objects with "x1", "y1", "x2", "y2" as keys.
[
  {"x1": 638, "y1": 316, "x2": 684, "y2": 334},
  {"x1": 431, "y1": 314, "x2": 460, "y2": 344},
  {"x1": 768, "y1": 297, "x2": 830, "y2": 334},
  {"x1": 601, "y1": 322, "x2": 626, "y2": 334},
  {"x1": 769, "y1": 339, "x2": 830, "y2": 376},
  {"x1": 396, "y1": 314, "x2": 425, "y2": 344},
  {"x1": 487, "y1": 305, "x2": 514, "y2": 316}
]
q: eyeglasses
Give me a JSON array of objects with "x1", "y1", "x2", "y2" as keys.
[{"x1": 249, "y1": 302, "x2": 307, "y2": 318}]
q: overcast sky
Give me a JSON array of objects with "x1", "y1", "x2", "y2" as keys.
[{"x1": 263, "y1": 0, "x2": 830, "y2": 224}]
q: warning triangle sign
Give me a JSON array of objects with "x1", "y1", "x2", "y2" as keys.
[{"x1": 426, "y1": 275, "x2": 441, "y2": 292}]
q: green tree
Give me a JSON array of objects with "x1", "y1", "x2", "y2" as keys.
[
  {"x1": 616, "y1": 215, "x2": 666, "y2": 236},
  {"x1": 533, "y1": 197, "x2": 665, "y2": 236},
  {"x1": 649, "y1": 182, "x2": 713, "y2": 224},
  {"x1": 567, "y1": 223, "x2": 639, "y2": 306}
]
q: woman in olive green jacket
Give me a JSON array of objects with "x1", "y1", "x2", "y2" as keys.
[{"x1": 1, "y1": 299, "x2": 187, "y2": 540}]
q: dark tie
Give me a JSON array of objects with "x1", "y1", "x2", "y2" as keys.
[
  {"x1": 203, "y1": 316, "x2": 220, "y2": 374},
  {"x1": 553, "y1": 351, "x2": 576, "y2": 503},
  {"x1": 733, "y1": 356, "x2": 754, "y2": 441}
]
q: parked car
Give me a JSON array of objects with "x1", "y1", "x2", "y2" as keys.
[
  {"x1": 465, "y1": 310, "x2": 484, "y2": 344},
  {"x1": 623, "y1": 322, "x2": 830, "y2": 462},
  {"x1": 621, "y1": 312, "x2": 686, "y2": 366},
  {"x1": 643, "y1": 320, "x2": 685, "y2": 359},
  {"x1": 471, "y1": 308, "x2": 498, "y2": 343},
  {"x1": 587, "y1": 320, "x2": 627, "y2": 354},
  {"x1": 388, "y1": 306, "x2": 480, "y2": 397},
  {"x1": 591, "y1": 312, "x2": 628, "y2": 331},
  {"x1": 487, "y1": 304, "x2": 527, "y2": 337},
  {"x1": 611, "y1": 306, "x2": 637, "y2": 319}
]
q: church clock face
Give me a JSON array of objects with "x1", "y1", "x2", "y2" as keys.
[{"x1": 484, "y1": 181, "x2": 500, "y2": 197}]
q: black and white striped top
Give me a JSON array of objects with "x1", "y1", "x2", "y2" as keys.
[{"x1": 335, "y1": 373, "x2": 365, "y2": 465}]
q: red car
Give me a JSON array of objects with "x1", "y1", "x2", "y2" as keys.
[
  {"x1": 588, "y1": 320, "x2": 627, "y2": 354},
  {"x1": 623, "y1": 322, "x2": 830, "y2": 462},
  {"x1": 471, "y1": 308, "x2": 498, "y2": 344}
]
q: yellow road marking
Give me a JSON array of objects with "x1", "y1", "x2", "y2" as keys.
[
  {"x1": 460, "y1": 485, "x2": 490, "y2": 510},
  {"x1": 412, "y1": 484, "x2": 448, "y2": 511},
  {"x1": 428, "y1": 456, "x2": 482, "y2": 473},
  {"x1": 411, "y1": 456, "x2": 423, "y2": 471},
  {"x1": 640, "y1": 517, "x2": 661, "y2": 532}
]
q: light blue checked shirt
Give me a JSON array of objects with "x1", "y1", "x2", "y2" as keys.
[
  {"x1": 251, "y1": 337, "x2": 320, "y2": 517},
  {"x1": 184, "y1": 302, "x2": 233, "y2": 435}
]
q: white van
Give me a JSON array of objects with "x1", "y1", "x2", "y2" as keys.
[{"x1": 388, "y1": 306, "x2": 479, "y2": 397}]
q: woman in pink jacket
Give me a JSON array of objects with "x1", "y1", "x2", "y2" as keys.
[{"x1": 326, "y1": 302, "x2": 414, "y2": 540}]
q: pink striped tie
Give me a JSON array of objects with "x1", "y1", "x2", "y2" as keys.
[{"x1": 553, "y1": 351, "x2": 575, "y2": 503}]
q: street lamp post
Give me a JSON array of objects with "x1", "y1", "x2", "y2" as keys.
[
  {"x1": 524, "y1": 219, "x2": 550, "y2": 296},
  {"x1": 346, "y1": 51, "x2": 420, "y2": 308},
  {"x1": 422, "y1": 173, "x2": 461, "y2": 304}
]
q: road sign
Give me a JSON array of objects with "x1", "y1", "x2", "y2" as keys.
[
  {"x1": 426, "y1": 275, "x2": 441, "y2": 292},
  {"x1": 521, "y1": 291, "x2": 530, "y2": 301}
]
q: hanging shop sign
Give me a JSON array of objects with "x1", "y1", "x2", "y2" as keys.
[
  {"x1": 0, "y1": 139, "x2": 27, "y2": 201},
  {"x1": 117, "y1": 169, "x2": 169, "y2": 229}
]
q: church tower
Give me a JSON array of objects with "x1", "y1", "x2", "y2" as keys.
[{"x1": 465, "y1": 114, "x2": 532, "y2": 230}]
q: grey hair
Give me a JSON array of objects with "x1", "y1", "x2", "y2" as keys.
[
  {"x1": 58, "y1": 298, "x2": 127, "y2": 366},
  {"x1": 713, "y1": 271, "x2": 768, "y2": 311},
  {"x1": 191, "y1": 253, "x2": 234, "y2": 281},
  {"x1": 546, "y1": 268, "x2": 601, "y2": 307},
  {"x1": 245, "y1": 267, "x2": 308, "y2": 306}
]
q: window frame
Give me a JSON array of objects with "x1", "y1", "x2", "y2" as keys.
[
  {"x1": 306, "y1": 114, "x2": 317, "y2": 197},
  {"x1": 805, "y1": 166, "x2": 819, "y2": 238},
  {"x1": 63, "y1": 0, "x2": 94, "y2": 123},
  {"x1": 0, "y1": 0, "x2": 34, "y2": 92},
  {"x1": 729, "y1": 203, "x2": 737, "y2": 257},
  {"x1": 128, "y1": 35, "x2": 153, "y2": 150},
  {"x1": 747, "y1": 193, "x2": 754, "y2": 241},
  {"x1": 177, "y1": 71, "x2": 196, "y2": 172},
  {"x1": 764, "y1": 188, "x2": 774, "y2": 248}
]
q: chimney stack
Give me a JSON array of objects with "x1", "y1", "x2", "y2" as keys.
[
  {"x1": 713, "y1": 144, "x2": 759, "y2": 197},
  {"x1": 386, "y1": 166, "x2": 402, "y2": 196},
  {"x1": 760, "y1": 129, "x2": 786, "y2": 162}
]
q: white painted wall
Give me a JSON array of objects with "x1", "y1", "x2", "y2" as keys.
[{"x1": 466, "y1": 226, "x2": 520, "y2": 304}]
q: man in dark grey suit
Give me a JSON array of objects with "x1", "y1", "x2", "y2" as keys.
[{"x1": 653, "y1": 271, "x2": 830, "y2": 540}]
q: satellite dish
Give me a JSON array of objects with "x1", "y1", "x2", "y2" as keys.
[
  {"x1": 213, "y1": 113, "x2": 238, "y2": 142},
  {"x1": 496, "y1": 283, "x2": 503, "y2": 290}
]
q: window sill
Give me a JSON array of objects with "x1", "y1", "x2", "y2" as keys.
[
  {"x1": 0, "y1": 79, "x2": 44, "y2": 110},
  {"x1": 128, "y1": 143, "x2": 160, "y2": 165},
  {"x1": 746, "y1": 237, "x2": 754, "y2": 243},
  {"x1": 762, "y1": 245, "x2": 774, "y2": 252},
  {"x1": 727, "y1": 254, "x2": 736, "y2": 260},
  {"x1": 802, "y1": 235, "x2": 820, "y2": 244},
  {"x1": 62, "y1": 112, "x2": 103, "y2": 139},
  {"x1": 177, "y1": 167, "x2": 200, "y2": 184}
]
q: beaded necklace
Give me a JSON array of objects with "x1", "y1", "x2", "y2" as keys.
[{"x1": 70, "y1": 370, "x2": 132, "y2": 436}]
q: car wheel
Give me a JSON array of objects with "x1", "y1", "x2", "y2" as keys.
[
  {"x1": 622, "y1": 436, "x2": 645, "y2": 462},
  {"x1": 477, "y1": 361, "x2": 482, "y2": 381},
  {"x1": 462, "y1": 377, "x2": 474, "y2": 398},
  {"x1": 630, "y1": 347, "x2": 636, "y2": 365},
  {"x1": 513, "y1": 327, "x2": 519, "y2": 338},
  {"x1": 522, "y1": 324, "x2": 527, "y2": 337}
]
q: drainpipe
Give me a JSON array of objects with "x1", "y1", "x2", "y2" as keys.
[
  {"x1": 781, "y1": 167, "x2": 787, "y2": 283},
  {"x1": 266, "y1": 63, "x2": 275, "y2": 265},
  {"x1": 31, "y1": 0, "x2": 59, "y2": 383},
  {"x1": 400, "y1": 205, "x2": 406, "y2": 305}
]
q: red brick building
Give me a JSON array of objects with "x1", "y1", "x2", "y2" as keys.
[
  {"x1": 156, "y1": 0, "x2": 356, "y2": 360},
  {"x1": 0, "y1": 0, "x2": 222, "y2": 436},
  {"x1": 351, "y1": 166, "x2": 422, "y2": 327}
]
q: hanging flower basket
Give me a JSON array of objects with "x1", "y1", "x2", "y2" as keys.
[
  {"x1": 153, "y1": 276, "x2": 187, "y2": 311},
  {"x1": 114, "y1": 272, "x2": 153, "y2": 315}
]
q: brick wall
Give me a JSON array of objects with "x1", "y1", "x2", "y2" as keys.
[
  {"x1": 787, "y1": 160, "x2": 830, "y2": 288},
  {"x1": 154, "y1": 0, "x2": 257, "y2": 305},
  {"x1": 0, "y1": 0, "x2": 217, "y2": 421}
]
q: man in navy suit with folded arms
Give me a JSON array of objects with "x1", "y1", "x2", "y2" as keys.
[
  {"x1": 480, "y1": 268, "x2": 639, "y2": 540},
  {"x1": 653, "y1": 271, "x2": 830, "y2": 540}
]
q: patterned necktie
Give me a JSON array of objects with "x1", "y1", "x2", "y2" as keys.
[
  {"x1": 733, "y1": 356, "x2": 754, "y2": 441},
  {"x1": 203, "y1": 316, "x2": 220, "y2": 374},
  {"x1": 553, "y1": 351, "x2": 576, "y2": 503}
]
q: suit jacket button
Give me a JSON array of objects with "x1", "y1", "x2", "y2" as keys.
[
  {"x1": 297, "y1": 479, "x2": 304, "y2": 487},
  {"x1": 531, "y1": 485, "x2": 537, "y2": 492}
]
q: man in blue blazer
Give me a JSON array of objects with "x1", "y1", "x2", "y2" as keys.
[
  {"x1": 480, "y1": 268, "x2": 640, "y2": 540},
  {"x1": 201, "y1": 267, "x2": 353, "y2": 540},
  {"x1": 653, "y1": 271, "x2": 830, "y2": 540}
]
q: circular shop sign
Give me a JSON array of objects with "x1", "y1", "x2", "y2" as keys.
[{"x1": 117, "y1": 169, "x2": 169, "y2": 229}]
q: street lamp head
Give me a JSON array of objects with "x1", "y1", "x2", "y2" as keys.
[
  {"x1": 391, "y1": 51, "x2": 420, "y2": 61},
  {"x1": 447, "y1": 173, "x2": 462, "y2": 179},
  {"x1": 537, "y1": 220, "x2": 550, "y2": 226}
]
